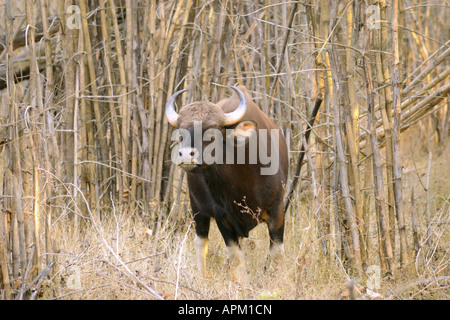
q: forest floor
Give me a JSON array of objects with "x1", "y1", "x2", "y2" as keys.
[{"x1": 38, "y1": 126, "x2": 449, "y2": 300}]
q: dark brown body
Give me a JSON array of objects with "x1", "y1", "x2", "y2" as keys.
[
  {"x1": 189, "y1": 87, "x2": 288, "y2": 245},
  {"x1": 166, "y1": 85, "x2": 288, "y2": 277}
]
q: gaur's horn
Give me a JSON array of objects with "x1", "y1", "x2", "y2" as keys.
[
  {"x1": 165, "y1": 89, "x2": 187, "y2": 127},
  {"x1": 223, "y1": 86, "x2": 248, "y2": 126}
]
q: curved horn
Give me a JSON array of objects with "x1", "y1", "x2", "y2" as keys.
[
  {"x1": 165, "y1": 89, "x2": 187, "y2": 127},
  {"x1": 223, "y1": 86, "x2": 248, "y2": 126}
]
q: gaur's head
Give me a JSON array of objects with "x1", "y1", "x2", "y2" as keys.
[{"x1": 166, "y1": 86, "x2": 257, "y2": 171}]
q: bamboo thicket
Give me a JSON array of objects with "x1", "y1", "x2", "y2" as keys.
[{"x1": 0, "y1": 0, "x2": 448, "y2": 299}]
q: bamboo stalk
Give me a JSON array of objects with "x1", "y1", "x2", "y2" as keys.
[
  {"x1": 403, "y1": 45, "x2": 450, "y2": 96},
  {"x1": 108, "y1": 0, "x2": 129, "y2": 200},
  {"x1": 392, "y1": 0, "x2": 409, "y2": 268},
  {"x1": 410, "y1": 187, "x2": 420, "y2": 258},
  {"x1": 146, "y1": 0, "x2": 157, "y2": 205},
  {"x1": 425, "y1": 151, "x2": 432, "y2": 247},
  {"x1": 401, "y1": 81, "x2": 450, "y2": 126},
  {"x1": 78, "y1": 28, "x2": 96, "y2": 218},
  {"x1": 127, "y1": 0, "x2": 138, "y2": 204},
  {"x1": 154, "y1": 0, "x2": 191, "y2": 202},
  {"x1": 332, "y1": 153, "x2": 342, "y2": 261},
  {"x1": 6, "y1": 0, "x2": 27, "y2": 279},
  {"x1": 375, "y1": 1, "x2": 396, "y2": 258},
  {"x1": 99, "y1": 0, "x2": 121, "y2": 199},
  {"x1": 401, "y1": 68, "x2": 450, "y2": 112},
  {"x1": 269, "y1": 1, "x2": 299, "y2": 117},
  {"x1": 328, "y1": 0, "x2": 362, "y2": 277},
  {"x1": 302, "y1": 134, "x2": 327, "y2": 255},
  {"x1": 150, "y1": 0, "x2": 175, "y2": 199},
  {"x1": 363, "y1": 17, "x2": 394, "y2": 275},
  {"x1": 73, "y1": 62, "x2": 81, "y2": 233},
  {"x1": 79, "y1": 0, "x2": 108, "y2": 192},
  {"x1": 0, "y1": 138, "x2": 11, "y2": 298},
  {"x1": 40, "y1": 0, "x2": 56, "y2": 267},
  {"x1": 344, "y1": 1, "x2": 366, "y2": 265},
  {"x1": 26, "y1": 0, "x2": 47, "y2": 277},
  {"x1": 331, "y1": 88, "x2": 362, "y2": 277},
  {"x1": 284, "y1": 98, "x2": 322, "y2": 213},
  {"x1": 61, "y1": 0, "x2": 77, "y2": 187}
]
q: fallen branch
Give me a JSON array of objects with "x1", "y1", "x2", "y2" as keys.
[
  {"x1": 403, "y1": 44, "x2": 450, "y2": 96},
  {"x1": 29, "y1": 261, "x2": 55, "y2": 300},
  {"x1": 0, "y1": 16, "x2": 60, "y2": 54},
  {"x1": 0, "y1": 49, "x2": 47, "y2": 90},
  {"x1": 371, "y1": 80, "x2": 450, "y2": 145},
  {"x1": 388, "y1": 276, "x2": 450, "y2": 299}
]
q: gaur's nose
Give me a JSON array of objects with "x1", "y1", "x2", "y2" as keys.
[{"x1": 177, "y1": 147, "x2": 200, "y2": 170}]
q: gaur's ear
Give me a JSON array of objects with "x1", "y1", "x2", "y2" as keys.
[
  {"x1": 227, "y1": 121, "x2": 257, "y2": 145},
  {"x1": 229, "y1": 121, "x2": 256, "y2": 138}
]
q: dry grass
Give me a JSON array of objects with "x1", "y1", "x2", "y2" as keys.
[
  {"x1": 1, "y1": 0, "x2": 448, "y2": 301},
  {"x1": 42, "y1": 205, "x2": 341, "y2": 300},
  {"x1": 41, "y1": 202, "x2": 448, "y2": 300},
  {"x1": 34, "y1": 128, "x2": 449, "y2": 300}
]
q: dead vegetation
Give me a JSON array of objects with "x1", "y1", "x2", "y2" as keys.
[{"x1": 0, "y1": 0, "x2": 449, "y2": 300}]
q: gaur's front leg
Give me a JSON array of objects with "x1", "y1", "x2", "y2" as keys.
[{"x1": 194, "y1": 215, "x2": 210, "y2": 276}]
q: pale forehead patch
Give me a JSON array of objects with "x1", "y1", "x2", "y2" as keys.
[{"x1": 177, "y1": 101, "x2": 225, "y2": 128}]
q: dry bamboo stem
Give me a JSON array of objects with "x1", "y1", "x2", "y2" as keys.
[
  {"x1": 332, "y1": 91, "x2": 363, "y2": 277},
  {"x1": 410, "y1": 187, "x2": 420, "y2": 258},
  {"x1": 375, "y1": 1, "x2": 396, "y2": 257},
  {"x1": 79, "y1": 0, "x2": 108, "y2": 189},
  {"x1": 99, "y1": 0, "x2": 121, "y2": 198},
  {"x1": 6, "y1": 0, "x2": 27, "y2": 279},
  {"x1": 284, "y1": 98, "x2": 322, "y2": 213},
  {"x1": 151, "y1": 0, "x2": 182, "y2": 199},
  {"x1": 0, "y1": 138, "x2": 11, "y2": 298},
  {"x1": 127, "y1": 0, "x2": 138, "y2": 204},
  {"x1": 147, "y1": 0, "x2": 157, "y2": 204},
  {"x1": 362, "y1": 6, "x2": 394, "y2": 274},
  {"x1": 269, "y1": 1, "x2": 299, "y2": 116},
  {"x1": 108, "y1": 0, "x2": 129, "y2": 198},
  {"x1": 344, "y1": 2, "x2": 366, "y2": 264},
  {"x1": 60, "y1": 0, "x2": 77, "y2": 187},
  {"x1": 40, "y1": 0, "x2": 56, "y2": 266},
  {"x1": 401, "y1": 68, "x2": 450, "y2": 112},
  {"x1": 403, "y1": 39, "x2": 450, "y2": 87},
  {"x1": 78, "y1": 28, "x2": 96, "y2": 218},
  {"x1": 425, "y1": 151, "x2": 432, "y2": 247},
  {"x1": 401, "y1": 81, "x2": 450, "y2": 125},
  {"x1": 25, "y1": 0, "x2": 41, "y2": 277},
  {"x1": 302, "y1": 134, "x2": 327, "y2": 255},
  {"x1": 392, "y1": 0, "x2": 409, "y2": 268},
  {"x1": 403, "y1": 45, "x2": 450, "y2": 96},
  {"x1": 328, "y1": 0, "x2": 362, "y2": 277},
  {"x1": 73, "y1": 62, "x2": 81, "y2": 232},
  {"x1": 154, "y1": 0, "x2": 190, "y2": 202}
]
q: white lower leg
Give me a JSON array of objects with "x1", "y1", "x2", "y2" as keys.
[
  {"x1": 270, "y1": 242, "x2": 285, "y2": 264},
  {"x1": 195, "y1": 235, "x2": 208, "y2": 276},
  {"x1": 227, "y1": 242, "x2": 247, "y2": 281}
]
